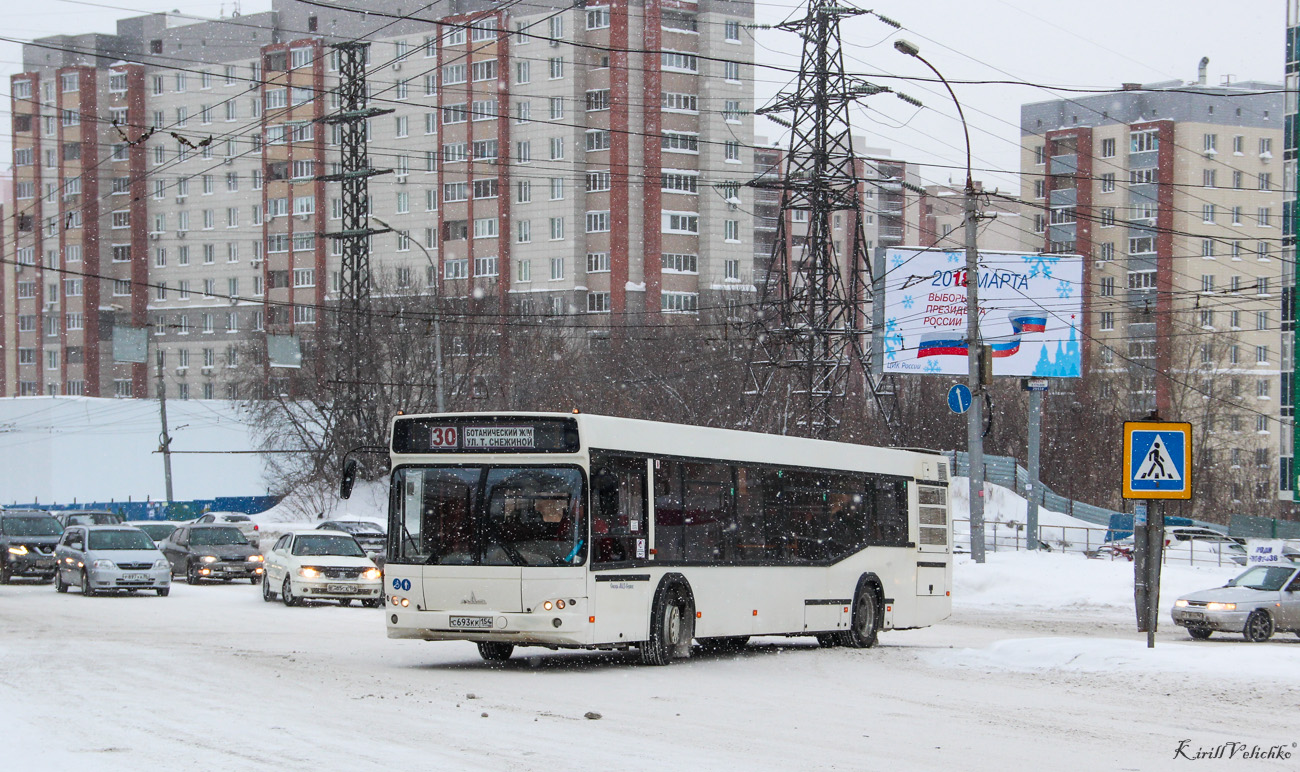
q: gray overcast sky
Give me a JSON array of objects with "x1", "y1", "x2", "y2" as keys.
[{"x1": 0, "y1": 0, "x2": 1287, "y2": 192}]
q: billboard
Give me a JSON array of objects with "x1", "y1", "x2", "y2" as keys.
[{"x1": 880, "y1": 248, "x2": 1082, "y2": 377}]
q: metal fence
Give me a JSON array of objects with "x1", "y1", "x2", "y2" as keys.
[
  {"x1": 946, "y1": 450, "x2": 1118, "y2": 526},
  {"x1": 952, "y1": 520, "x2": 1246, "y2": 567},
  {"x1": 1229, "y1": 513, "x2": 1300, "y2": 540}
]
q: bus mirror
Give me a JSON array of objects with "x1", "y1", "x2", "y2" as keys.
[{"x1": 340, "y1": 458, "x2": 358, "y2": 500}]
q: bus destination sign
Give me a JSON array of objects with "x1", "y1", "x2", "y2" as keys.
[
  {"x1": 392, "y1": 416, "x2": 580, "y2": 454},
  {"x1": 463, "y1": 425, "x2": 535, "y2": 449}
]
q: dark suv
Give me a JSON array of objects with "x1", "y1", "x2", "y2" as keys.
[{"x1": 0, "y1": 510, "x2": 64, "y2": 583}]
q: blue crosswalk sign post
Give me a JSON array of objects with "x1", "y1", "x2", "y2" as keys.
[{"x1": 1123, "y1": 422, "x2": 1191, "y2": 501}]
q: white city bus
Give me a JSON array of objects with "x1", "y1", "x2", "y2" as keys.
[{"x1": 368, "y1": 412, "x2": 952, "y2": 664}]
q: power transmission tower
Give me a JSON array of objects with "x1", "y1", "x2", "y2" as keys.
[
  {"x1": 321, "y1": 42, "x2": 392, "y2": 454},
  {"x1": 747, "y1": 0, "x2": 898, "y2": 440}
]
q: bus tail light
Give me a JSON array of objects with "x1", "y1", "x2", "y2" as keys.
[
  {"x1": 696, "y1": 611, "x2": 702, "y2": 619},
  {"x1": 752, "y1": 609, "x2": 758, "y2": 616},
  {"x1": 589, "y1": 616, "x2": 595, "y2": 623}
]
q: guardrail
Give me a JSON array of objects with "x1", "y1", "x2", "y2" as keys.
[{"x1": 952, "y1": 519, "x2": 1245, "y2": 567}]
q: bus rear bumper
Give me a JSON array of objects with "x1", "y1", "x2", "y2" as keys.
[{"x1": 386, "y1": 608, "x2": 593, "y2": 647}]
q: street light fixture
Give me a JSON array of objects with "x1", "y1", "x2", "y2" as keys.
[{"x1": 895, "y1": 39, "x2": 988, "y2": 563}]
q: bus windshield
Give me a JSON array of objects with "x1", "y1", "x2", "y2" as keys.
[{"x1": 392, "y1": 466, "x2": 586, "y2": 567}]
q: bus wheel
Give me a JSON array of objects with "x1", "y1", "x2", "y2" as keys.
[
  {"x1": 477, "y1": 642, "x2": 514, "y2": 662},
  {"x1": 641, "y1": 584, "x2": 691, "y2": 666},
  {"x1": 840, "y1": 585, "x2": 880, "y2": 649}
]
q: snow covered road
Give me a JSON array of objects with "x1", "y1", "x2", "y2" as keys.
[{"x1": 2, "y1": 554, "x2": 1297, "y2": 771}]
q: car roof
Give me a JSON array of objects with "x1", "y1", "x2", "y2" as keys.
[
  {"x1": 300, "y1": 530, "x2": 353, "y2": 538},
  {"x1": 125, "y1": 520, "x2": 175, "y2": 526},
  {"x1": 188, "y1": 523, "x2": 244, "y2": 529},
  {"x1": 2, "y1": 510, "x2": 53, "y2": 517},
  {"x1": 76, "y1": 524, "x2": 146, "y2": 531}
]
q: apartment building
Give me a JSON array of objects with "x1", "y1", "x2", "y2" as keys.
[
  {"x1": 3, "y1": 0, "x2": 756, "y2": 399},
  {"x1": 1021, "y1": 76, "x2": 1287, "y2": 502}
]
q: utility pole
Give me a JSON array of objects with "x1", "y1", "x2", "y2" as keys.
[
  {"x1": 155, "y1": 348, "x2": 174, "y2": 509},
  {"x1": 1024, "y1": 379, "x2": 1048, "y2": 550},
  {"x1": 896, "y1": 39, "x2": 987, "y2": 562}
]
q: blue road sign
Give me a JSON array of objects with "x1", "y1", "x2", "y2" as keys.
[
  {"x1": 1123, "y1": 422, "x2": 1192, "y2": 500},
  {"x1": 947, "y1": 384, "x2": 973, "y2": 414}
]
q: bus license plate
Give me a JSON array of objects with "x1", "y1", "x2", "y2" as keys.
[
  {"x1": 327, "y1": 583, "x2": 356, "y2": 593},
  {"x1": 449, "y1": 615, "x2": 494, "y2": 630}
]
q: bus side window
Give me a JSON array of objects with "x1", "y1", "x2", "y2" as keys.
[
  {"x1": 868, "y1": 477, "x2": 908, "y2": 547},
  {"x1": 591, "y1": 454, "x2": 645, "y2": 565},
  {"x1": 653, "y1": 460, "x2": 685, "y2": 562}
]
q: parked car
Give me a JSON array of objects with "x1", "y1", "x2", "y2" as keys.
[
  {"x1": 1167, "y1": 526, "x2": 1246, "y2": 547},
  {"x1": 261, "y1": 530, "x2": 383, "y2": 607},
  {"x1": 158, "y1": 525, "x2": 264, "y2": 585},
  {"x1": 317, "y1": 520, "x2": 386, "y2": 554},
  {"x1": 56, "y1": 511, "x2": 125, "y2": 528},
  {"x1": 192, "y1": 512, "x2": 260, "y2": 539},
  {"x1": 125, "y1": 521, "x2": 179, "y2": 546},
  {"x1": 54, "y1": 525, "x2": 171, "y2": 596},
  {"x1": 1163, "y1": 539, "x2": 1248, "y2": 566},
  {"x1": 1171, "y1": 562, "x2": 1300, "y2": 641},
  {"x1": 0, "y1": 510, "x2": 63, "y2": 583}
]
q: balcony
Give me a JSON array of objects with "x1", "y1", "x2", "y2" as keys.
[{"x1": 1049, "y1": 154, "x2": 1078, "y2": 175}]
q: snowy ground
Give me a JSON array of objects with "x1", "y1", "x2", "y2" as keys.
[{"x1": 2, "y1": 552, "x2": 1296, "y2": 771}]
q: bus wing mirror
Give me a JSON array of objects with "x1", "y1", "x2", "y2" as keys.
[{"x1": 340, "y1": 458, "x2": 359, "y2": 500}]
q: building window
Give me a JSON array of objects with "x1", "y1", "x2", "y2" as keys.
[
  {"x1": 662, "y1": 292, "x2": 699, "y2": 314},
  {"x1": 1100, "y1": 138, "x2": 1116, "y2": 158},
  {"x1": 587, "y1": 252, "x2": 610, "y2": 273},
  {"x1": 662, "y1": 252, "x2": 698, "y2": 273},
  {"x1": 585, "y1": 211, "x2": 611, "y2": 233},
  {"x1": 550, "y1": 218, "x2": 566, "y2": 240},
  {"x1": 550, "y1": 257, "x2": 565, "y2": 280},
  {"x1": 587, "y1": 292, "x2": 611, "y2": 313}
]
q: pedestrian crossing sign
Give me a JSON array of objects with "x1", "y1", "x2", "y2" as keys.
[{"x1": 1123, "y1": 421, "x2": 1192, "y2": 500}]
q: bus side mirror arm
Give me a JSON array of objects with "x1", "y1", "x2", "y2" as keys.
[{"x1": 339, "y1": 445, "x2": 387, "y2": 500}]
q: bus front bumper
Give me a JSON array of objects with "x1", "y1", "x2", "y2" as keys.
[{"x1": 386, "y1": 607, "x2": 593, "y2": 647}]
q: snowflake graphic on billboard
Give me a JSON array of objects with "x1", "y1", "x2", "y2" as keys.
[
  {"x1": 890, "y1": 253, "x2": 905, "y2": 270},
  {"x1": 1021, "y1": 253, "x2": 1061, "y2": 280},
  {"x1": 946, "y1": 251, "x2": 962, "y2": 264},
  {"x1": 1057, "y1": 279, "x2": 1074, "y2": 299},
  {"x1": 924, "y1": 360, "x2": 942, "y2": 373},
  {"x1": 883, "y1": 317, "x2": 904, "y2": 361},
  {"x1": 901, "y1": 294, "x2": 915, "y2": 310}
]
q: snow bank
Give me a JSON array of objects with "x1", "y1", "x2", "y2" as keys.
[
  {"x1": 933, "y1": 635, "x2": 1297, "y2": 680},
  {"x1": 953, "y1": 551, "x2": 1240, "y2": 613}
]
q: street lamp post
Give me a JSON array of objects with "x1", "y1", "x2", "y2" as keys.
[
  {"x1": 895, "y1": 39, "x2": 987, "y2": 563},
  {"x1": 371, "y1": 217, "x2": 446, "y2": 413}
]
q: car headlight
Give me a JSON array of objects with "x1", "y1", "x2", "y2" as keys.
[
  {"x1": 7, "y1": 545, "x2": 29, "y2": 556},
  {"x1": 361, "y1": 568, "x2": 381, "y2": 580},
  {"x1": 1174, "y1": 599, "x2": 1189, "y2": 608},
  {"x1": 91, "y1": 559, "x2": 116, "y2": 570},
  {"x1": 200, "y1": 555, "x2": 219, "y2": 563},
  {"x1": 153, "y1": 559, "x2": 169, "y2": 570},
  {"x1": 247, "y1": 555, "x2": 264, "y2": 563},
  {"x1": 1206, "y1": 602, "x2": 1236, "y2": 611},
  {"x1": 299, "y1": 566, "x2": 322, "y2": 579}
]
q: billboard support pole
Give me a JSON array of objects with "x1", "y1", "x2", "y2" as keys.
[{"x1": 1024, "y1": 380, "x2": 1046, "y2": 550}]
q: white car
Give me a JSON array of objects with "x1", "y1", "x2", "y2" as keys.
[
  {"x1": 193, "y1": 512, "x2": 260, "y2": 539},
  {"x1": 261, "y1": 530, "x2": 382, "y2": 607}
]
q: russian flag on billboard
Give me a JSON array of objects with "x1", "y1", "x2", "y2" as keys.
[
  {"x1": 917, "y1": 332, "x2": 967, "y2": 358},
  {"x1": 1011, "y1": 314, "x2": 1047, "y2": 333}
]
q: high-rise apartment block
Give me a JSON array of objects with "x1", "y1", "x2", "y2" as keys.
[
  {"x1": 2, "y1": 0, "x2": 756, "y2": 399},
  {"x1": 1021, "y1": 77, "x2": 1288, "y2": 501}
]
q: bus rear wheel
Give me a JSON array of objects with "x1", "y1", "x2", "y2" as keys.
[
  {"x1": 839, "y1": 585, "x2": 880, "y2": 649},
  {"x1": 477, "y1": 642, "x2": 514, "y2": 662}
]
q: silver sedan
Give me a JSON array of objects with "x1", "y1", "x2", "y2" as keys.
[{"x1": 1171, "y1": 563, "x2": 1300, "y2": 641}]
